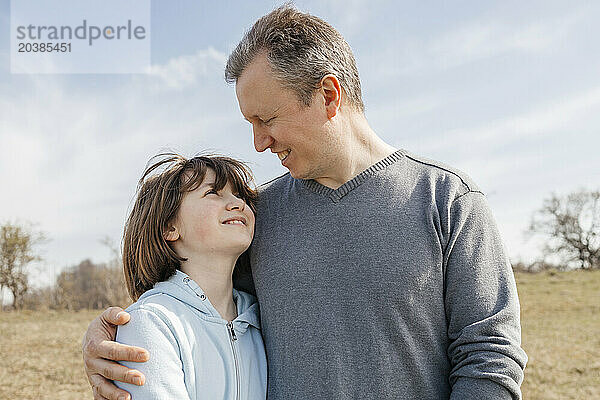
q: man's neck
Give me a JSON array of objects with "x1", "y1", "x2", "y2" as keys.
[
  {"x1": 314, "y1": 113, "x2": 397, "y2": 189},
  {"x1": 180, "y1": 253, "x2": 238, "y2": 321}
]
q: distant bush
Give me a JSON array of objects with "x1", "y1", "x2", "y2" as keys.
[
  {"x1": 21, "y1": 258, "x2": 131, "y2": 311},
  {"x1": 511, "y1": 260, "x2": 561, "y2": 273},
  {"x1": 55, "y1": 259, "x2": 130, "y2": 310}
]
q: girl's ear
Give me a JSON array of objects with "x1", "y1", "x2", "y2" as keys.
[{"x1": 163, "y1": 224, "x2": 180, "y2": 242}]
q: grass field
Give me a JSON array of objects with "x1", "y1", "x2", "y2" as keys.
[
  {"x1": 517, "y1": 269, "x2": 600, "y2": 399},
  {"x1": 1, "y1": 270, "x2": 598, "y2": 399}
]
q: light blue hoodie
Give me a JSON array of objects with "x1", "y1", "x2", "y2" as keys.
[{"x1": 115, "y1": 269, "x2": 267, "y2": 400}]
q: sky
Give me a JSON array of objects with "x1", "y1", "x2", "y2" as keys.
[{"x1": 1, "y1": 0, "x2": 599, "y2": 288}]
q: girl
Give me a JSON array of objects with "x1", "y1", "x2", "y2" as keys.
[{"x1": 115, "y1": 153, "x2": 266, "y2": 399}]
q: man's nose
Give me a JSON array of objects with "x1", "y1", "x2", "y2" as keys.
[{"x1": 253, "y1": 125, "x2": 274, "y2": 153}]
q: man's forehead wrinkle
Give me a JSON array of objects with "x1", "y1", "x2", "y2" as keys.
[{"x1": 241, "y1": 101, "x2": 273, "y2": 121}]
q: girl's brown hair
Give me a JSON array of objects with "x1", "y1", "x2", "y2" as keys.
[{"x1": 122, "y1": 153, "x2": 257, "y2": 301}]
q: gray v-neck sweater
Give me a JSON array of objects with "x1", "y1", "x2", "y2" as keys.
[{"x1": 234, "y1": 149, "x2": 527, "y2": 399}]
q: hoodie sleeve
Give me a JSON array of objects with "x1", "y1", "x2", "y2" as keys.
[
  {"x1": 115, "y1": 307, "x2": 192, "y2": 400},
  {"x1": 444, "y1": 191, "x2": 528, "y2": 400}
]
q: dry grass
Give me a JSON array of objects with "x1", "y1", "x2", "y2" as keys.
[
  {"x1": 517, "y1": 269, "x2": 600, "y2": 399},
  {"x1": 0, "y1": 309, "x2": 98, "y2": 399},
  {"x1": 0, "y1": 270, "x2": 598, "y2": 399}
]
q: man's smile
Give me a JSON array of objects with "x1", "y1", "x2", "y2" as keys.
[{"x1": 277, "y1": 149, "x2": 291, "y2": 162}]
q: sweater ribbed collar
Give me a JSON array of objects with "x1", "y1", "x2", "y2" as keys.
[{"x1": 301, "y1": 149, "x2": 405, "y2": 203}]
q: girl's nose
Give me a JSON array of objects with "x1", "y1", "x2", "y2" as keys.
[{"x1": 227, "y1": 194, "x2": 246, "y2": 211}]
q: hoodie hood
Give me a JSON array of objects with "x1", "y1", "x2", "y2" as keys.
[{"x1": 137, "y1": 269, "x2": 260, "y2": 332}]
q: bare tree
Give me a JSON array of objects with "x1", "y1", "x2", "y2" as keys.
[
  {"x1": 0, "y1": 222, "x2": 44, "y2": 310},
  {"x1": 529, "y1": 189, "x2": 600, "y2": 270}
]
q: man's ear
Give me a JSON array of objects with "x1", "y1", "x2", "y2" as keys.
[
  {"x1": 163, "y1": 223, "x2": 180, "y2": 242},
  {"x1": 320, "y1": 75, "x2": 341, "y2": 119}
]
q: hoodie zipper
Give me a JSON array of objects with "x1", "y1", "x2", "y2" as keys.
[{"x1": 227, "y1": 322, "x2": 241, "y2": 400}]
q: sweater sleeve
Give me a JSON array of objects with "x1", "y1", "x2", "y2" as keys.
[
  {"x1": 114, "y1": 307, "x2": 192, "y2": 400},
  {"x1": 443, "y1": 191, "x2": 528, "y2": 400}
]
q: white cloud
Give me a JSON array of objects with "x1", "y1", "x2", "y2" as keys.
[
  {"x1": 442, "y1": 86, "x2": 600, "y2": 152},
  {"x1": 300, "y1": 0, "x2": 371, "y2": 37},
  {"x1": 371, "y1": 7, "x2": 586, "y2": 77},
  {"x1": 366, "y1": 93, "x2": 444, "y2": 122},
  {"x1": 145, "y1": 47, "x2": 227, "y2": 90},
  {"x1": 429, "y1": 18, "x2": 571, "y2": 66},
  {"x1": 394, "y1": 85, "x2": 600, "y2": 169}
]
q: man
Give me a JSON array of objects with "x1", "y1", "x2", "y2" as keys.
[{"x1": 83, "y1": 5, "x2": 527, "y2": 399}]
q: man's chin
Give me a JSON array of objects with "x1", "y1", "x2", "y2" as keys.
[
  {"x1": 285, "y1": 163, "x2": 317, "y2": 181},
  {"x1": 287, "y1": 168, "x2": 308, "y2": 180}
]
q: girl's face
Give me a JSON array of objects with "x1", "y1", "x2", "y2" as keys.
[{"x1": 165, "y1": 168, "x2": 255, "y2": 258}]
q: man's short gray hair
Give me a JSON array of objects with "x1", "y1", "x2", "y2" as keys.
[{"x1": 225, "y1": 5, "x2": 364, "y2": 112}]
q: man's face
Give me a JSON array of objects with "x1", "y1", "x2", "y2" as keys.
[{"x1": 235, "y1": 54, "x2": 337, "y2": 180}]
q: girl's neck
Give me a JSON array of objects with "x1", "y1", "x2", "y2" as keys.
[{"x1": 180, "y1": 254, "x2": 238, "y2": 321}]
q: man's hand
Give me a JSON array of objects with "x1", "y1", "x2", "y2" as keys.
[{"x1": 82, "y1": 307, "x2": 150, "y2": 400}]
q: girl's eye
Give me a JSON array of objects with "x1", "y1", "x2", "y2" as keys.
[{"x1": 205, "y1": 188, "x2": 218, "y2": 196}]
